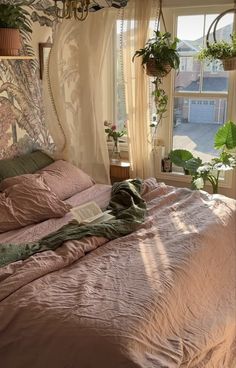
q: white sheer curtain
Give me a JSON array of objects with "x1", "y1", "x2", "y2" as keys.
[
  {"x1": 44, "y1": 9, "x2": 116, "y2": 184},
  {"x1": 122, "y1": 0, "x2": 155, "y2": 179}
]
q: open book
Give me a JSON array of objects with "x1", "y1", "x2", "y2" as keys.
[{"x1": 70, "y1": 201, "x2": 115, "y2": 225}]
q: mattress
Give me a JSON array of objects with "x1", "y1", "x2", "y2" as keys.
[{"x1": 0, "y1": 181, "x2": 235, "y2": 367}]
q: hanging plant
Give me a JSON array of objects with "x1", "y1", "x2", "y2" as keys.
[
  {"x1": 198, "y1": 33, "x2": 236, "y2": 71},
  {"x1": 198, "y1": 4, "x2": 236, "y2": 71},
  {"x1": 132, "y1": 30, "x2": 180, "y2": 139},
  {"x1": 132, "y1": 30, "x2": 180, "y2": 78}
]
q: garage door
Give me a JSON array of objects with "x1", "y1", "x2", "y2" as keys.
[{"x1": 189, "y1": 100, "x2": 215, "y2": 123}]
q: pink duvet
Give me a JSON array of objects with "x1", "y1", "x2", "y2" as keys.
[{"x1": 0, "y1": 180, "x2": 235, "y2": 368}]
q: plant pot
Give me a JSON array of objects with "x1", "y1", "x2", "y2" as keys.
[
  {"x1": 0, "y1": 28, "x2": 21, "y2": 56},
  {"x1": 221, "y1": 57, "x2": 236, "y2": 71},
  {"x1": 146, "y1": 59, "x2": 172, "y2": 78},
  {"x1": 184, "y1": 168, "x2": 190, "y2": 175}
]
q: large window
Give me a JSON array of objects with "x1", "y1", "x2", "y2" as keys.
[{"x1": 173, "y1": 12, "x2": 233, "y2": 161}]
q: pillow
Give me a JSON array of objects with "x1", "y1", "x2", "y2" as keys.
[
  {"x1": 37, "y1": 160, "x2": 95, "y2": 200},
  {"x1": 0, "y1": 150, "x2": 54, "y2": 182},
  {"x1": 0, "y1": 176, "x2": 71, "y2": 233},
  {"x1": 0, "y1": 173, "x2": 41, "y2": 192}
]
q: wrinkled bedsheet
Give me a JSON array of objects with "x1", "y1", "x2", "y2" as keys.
[{"x1": 0, "y1": 180, "x2": 235, "y2": 368}]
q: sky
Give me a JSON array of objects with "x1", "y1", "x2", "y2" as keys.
[{"x1": 177, "y1": 13, "x2": 234, "y2": 41}]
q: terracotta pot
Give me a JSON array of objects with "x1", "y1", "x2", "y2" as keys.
[
  {"x1": 221, "y1": 57, "x2": 236, "y2": 71},
  {"x1": 0, "y1": 28, "x2": 21, "y2": 56},
  {"x1": 146, "y1": 59, "x2": 172, "y2": 78}
]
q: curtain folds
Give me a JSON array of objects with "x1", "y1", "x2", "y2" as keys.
[
  {"x1": 123, "y1": 0, "x2": 155, "y2": 179},
  {"x1": 44, "y1": 10, "x2": 116, "y2": 184}
]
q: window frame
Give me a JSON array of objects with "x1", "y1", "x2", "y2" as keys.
[{"x1": 158, "y1": 4, "x2": 234, "y2": 189}]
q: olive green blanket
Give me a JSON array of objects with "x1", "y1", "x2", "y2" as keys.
[{"x1": 0, "y1": 179, "x2": 146, "y2": 268}]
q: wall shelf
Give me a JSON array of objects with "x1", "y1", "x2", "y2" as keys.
[{"x1": 0, "y1": 56, "x2": 35, "y2": 60}]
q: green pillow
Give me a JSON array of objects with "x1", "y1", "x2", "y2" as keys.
[{"x1": 0, "y1": 150, "x2": 54, "y2": 182}]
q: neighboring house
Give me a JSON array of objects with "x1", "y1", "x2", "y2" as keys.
[{"x1": 174, "y1": 25, "x2": 230, "y2": 126}]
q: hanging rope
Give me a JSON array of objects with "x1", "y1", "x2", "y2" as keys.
[
  {"x1": 156, "y1": 0, "x2": 168, "y2": 35},
  {"x1": 206, "y1": 0, "x2": 236, "y2": 48}
]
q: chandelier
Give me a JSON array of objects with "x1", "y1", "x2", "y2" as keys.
[{"x1": 54, "y1": 0, "x2": 90, "y2": 21}]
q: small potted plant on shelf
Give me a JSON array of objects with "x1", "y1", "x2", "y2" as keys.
[
  {"x1": 198, "y1": 32, "x2": 236, "y2": 71},
  {"x1": 132, "y1": 31, "x2": 180, "y2": 139},
  {"x1": 169, "y1": 121, "x2": 236, "y2": 194},
  {"x1": 0, "y1": 2, "x2": 33, "y2": 56}
]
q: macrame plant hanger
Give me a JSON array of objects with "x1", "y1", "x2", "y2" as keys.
[
  {"x1": 147, "y1": 0, "x2": 171, "y2": 78},
  {"x1": 206, "y1": 0, "x2": 236, "y2": 71},
  {"x1": 148, "y1": 0, "x2": 173, "y2": 142}
]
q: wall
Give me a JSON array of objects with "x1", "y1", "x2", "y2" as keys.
[{"x1": 0, "y1": 0, "x2": 54, "y2": 159}]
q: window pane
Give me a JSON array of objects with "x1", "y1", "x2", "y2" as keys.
[
  {"x1": 205, "y1": 13, "x2": 234, "y2": 41},
  {"x1": 202, "y1": 14, "x2": 233, "y2": 92},
  {"x1": 202, "y1": 61, "x2": 229, "y2": 92},
  {"x1": 175, "y1": 15, "x2": 204, "y2": 92},
  {"x1": 175, "y1": 57, "x2": 201, "y2": 92},
  {"x1": 173, "y1": 97, "x2": 227, "y2": 161},
  {"x1": 177, "y1": 15, "x2": 205, "y2": 42}
]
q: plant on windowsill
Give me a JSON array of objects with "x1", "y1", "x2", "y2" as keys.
[
  {"x1": 0, "y1": 2, "x2": 34, "y2": 57},
  {"x1": 132, "y1": 31, "x2": 180, "y2": 140},
  {"x1": 198, "y1": 32, "x2": 236, "y2": 71},
  {"x1": 169, "y1": 121, "x2": 236, "y2": 194}
]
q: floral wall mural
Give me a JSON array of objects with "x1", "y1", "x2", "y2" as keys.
[
  {"x1": 0, "y1": 0, "x2": 128, "y2": 160},
  {"x1": 0, "y1": 0, "x2": 55, "y2": 159}
]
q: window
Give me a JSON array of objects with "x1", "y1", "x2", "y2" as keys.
[{"x1": 172, "y1": 11, "x2": 234, "y2": 162}]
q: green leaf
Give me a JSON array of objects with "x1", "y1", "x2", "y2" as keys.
[
  {"x1": 214, "y1": 121, "x2": 236, "y2": 150},
  {"x1": 185, "y1": 157, "x2": 202, "y2": 175},
  {"x1": 169, "y1": 149, "x2": 193, "y2": 168}
]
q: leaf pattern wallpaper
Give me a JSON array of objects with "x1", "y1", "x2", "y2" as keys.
[
  {"x1": 0, "y1": 0, "x2": 56, "y2": 159},
  {"x1": 0, "y1": 0, "x2": 128, "y2": 159}
]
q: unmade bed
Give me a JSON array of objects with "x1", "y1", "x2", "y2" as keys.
[{"x1": 0, "y1": 158, "x2": 235, "y2": 368}]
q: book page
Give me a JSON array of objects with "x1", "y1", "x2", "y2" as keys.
[
  {"x1": 70, "y1": 201, "x2": 102, "y2": 223},
  {"x1": 83, "y1": 212, "x2": 115, "y2": 224}
]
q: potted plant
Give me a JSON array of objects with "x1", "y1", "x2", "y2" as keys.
[
  {"x1": 132, "y1": 31, "x2": 180, "y2": 77},
  {"x1": 132, "y1": 31, "x2": 180, "y2": 138},
  {"x1": 198, "y1": 32, "x2": 236, "y2": 71},
  {"x1": 0, "y1": 2, "x2": 33, "y2": 56},
  {"x1": 104, "y1": 121, "x2": 127, "y2": 161},
  {"x1": 169, "y1": 121, "x2": 236, "y2": 194}
]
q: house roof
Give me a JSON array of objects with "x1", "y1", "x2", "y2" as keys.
[{"x1": 183, "y1": 77, "x2": 228, "y2": 92}]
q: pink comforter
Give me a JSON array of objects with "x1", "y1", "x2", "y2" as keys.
[{"x1": 0, "y1": 181, "x2": 235, "y2": 368}]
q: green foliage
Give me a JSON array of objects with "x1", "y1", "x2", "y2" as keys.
[
  {"x1": 132, "y1": 31, "x2": 180, "y2": 73},
  {"x1": 133, "y1": 31, "x2": 180, "y2": 141},
  {"x1": 0, "y1": 3, "x2": 32, "y2": 33},
  {"x1": 104, "y1": 121, "x2": 126, "y2": 142},
  {"x1": 214, "y1": 121, "x2": 236, "y2": 150},
  {"x1": 169, "y1": 121, "x2": 236, "y2": 194},
  {"x1": 198, "y1": 33, "x2": 236, "y2": 62},
  {"x1": 185, "y1": 157, "x2": 202, "y2": 175},
  {"x1": 169, "y1": 149, "x2": 194, "y2": 168}
]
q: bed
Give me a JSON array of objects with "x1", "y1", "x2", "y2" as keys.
[{"x1": 0, "y1": 154, "x2": 235, "y2": 368}]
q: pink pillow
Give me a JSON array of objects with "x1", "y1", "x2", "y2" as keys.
[
  {"x1": 0, "y1": 173, "x2": 40, "y2": 192},
  {"x1": 0, "y1": 176, "x2": 71, "y2": 233},
  {"x1": 37, "y1": 160, "x2": 95, "y2": 200}
]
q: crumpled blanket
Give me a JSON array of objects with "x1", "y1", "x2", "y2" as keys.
[{"x1": 0, "y1": 179, "x2": 146, "y2": 268}]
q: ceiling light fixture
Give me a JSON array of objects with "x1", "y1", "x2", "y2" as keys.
[{"x1": 54, "y1": 0, "x2": 90, "y2": 21}]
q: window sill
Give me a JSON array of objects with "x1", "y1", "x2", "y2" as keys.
[
  {"x1": 157, "y1": 170, "x2": 232, "y2": 189},
  {"x1": 107, "y1": 140, "x2": 129, "y2": 152}
]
